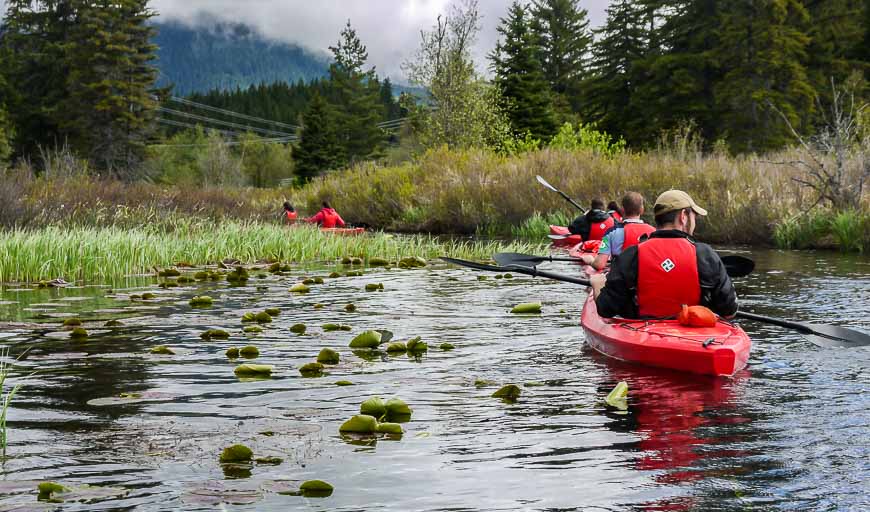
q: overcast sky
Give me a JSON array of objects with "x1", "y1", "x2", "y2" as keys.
[{"x1": 1, "y1": 0, "x2": 610, "y2": 80}]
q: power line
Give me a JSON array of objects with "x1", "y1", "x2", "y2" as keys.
[
  {"x1": 150, "y1": 136, "x2": 296, "y2": 148},
  {"x1": 157, "y1": 106, "x2": 294, "y2": 137},
  {"x1": 157, "y1": 118, "x2": 241, "y2": 137},
  {"x1": 169, "y1": 96, "x2": 301, "y2": 131}
]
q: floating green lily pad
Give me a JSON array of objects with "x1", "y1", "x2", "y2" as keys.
[
  {"x1": 376, "y1": 422, "x2": 403, "y2": 435},
  {"x1": 439, "y1": 343, "x2": 455, "y2": 351},
  {"x1": 241, "y1": 312, "x2": 256, "y2": 322},
  {"x1": 477, "y1": 276, "x2": 488, "y2": 281},
  {"x1": 368, "y1": 257, "x2": 389, "y2": 266},
  {"x1": 385, "y1": 342, "x2": 407, "y2": 353},
  {"x1": 234, "y1": 364, "x2": 273, "y2": 376},
  {"x1": 254, "y1": 456, "x2": 283, "y2": 465},
  {"x1": 254, "y1": 312, "x2": 272, "y2": 324},
  {"x1": 360, "y1": 397, "x2": 386, "y2": 418},
  {"x1": 328, "y1": 272, "x2": 341, "y2": 278},
  {"x1": 314, "y1": 303, "x2": 324, "y2": 309},
  {"x1": 243, "y1": 325, "x2": 263, "y2": 334},
  {"x1": 385, "y1": 398, "x2": 412, "y2": 418},
  {"x1": 290, "y1": 323, "x2": 306, "y2": 334},
  {"x1": 335, "y1": 380, "x2": 354, "y2": 386},
  {"x1": 226, "y1": 347, "x2": 240, "y2": 358},
  {"x1": 150, "y1": 345, "x2": 175, "y2": 355},
  {"x1": 264, "y1": 308, "x2": 280, "y2": 316},
  {"x1": 69, "y1": 327, "x2": 88, "y2": 340},
  {"x1": 317, "y1": 348, "x2": 340, "y2": 364},
  {"x1": 104, "y1": 319, "x2": 123, "y2": 327},
  {"x1": 239, "y1": 345, "x2": 259, "y2": 358},
  {"x1": 313, "y1": 277, "x2": 324, "y2": 284},
  {"x1": 299, "y1": 362, "x2": 324, "y2": 377},
  {"x1": 299, "y1": 480, "x2": 333, "y2": 498},
  {"x1": 63, "y1": 317, "x2": 82, "y2": 327},
  {"x1": 201, "y1": 329, "x2": 230, "y2": 340},
  {"x1": 605, "y1": 381, "x2": 629, "y2": 410},
  {"x1": 349, "y1": 330, "x2": 382, "y2": 348},
  {"x1": 189, "y1": 295, "x2": 214, "y2": 307},
  {"x1": 37, "y1": 481, "x2": 69, "y2": 499},
  {"x1": 220, "y1": 444, "x2": 253, "y2": 463},
  {"x1": 503, "y1": 273, "x2": 514, "y2": 279},
  {"x1": 406, "y1": 336, "x2": 428, "y2": 353},
  {"x1": 511, "y1": 302, "x2": 542, "y2": 314},
  {"x1": 289, "y1": 283, "x2": 310, "y2": 293},
  {"x1": 339, "y1": 414, "x2": 378, "y2": 433},
  {"x1": 322, "y1": 323, "x2": 341, "y2": 332},
  {"x1": 364, "y1": 283, "x2": 381, "y2": 291},
  {"x1": 344, "y1": 303, "x2": 356, "y2": 312},
  {"x1": 492, "y1": 384, "x2": 522, "y2": 401}
]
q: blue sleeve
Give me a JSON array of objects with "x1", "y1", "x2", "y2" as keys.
[{"x1": 599, "y1": 233, "x2": 613, "y2": 255}]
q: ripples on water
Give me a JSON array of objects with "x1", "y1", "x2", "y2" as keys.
[{"x1": 0, "y1": 249, "x2": 868, "y2": 511}]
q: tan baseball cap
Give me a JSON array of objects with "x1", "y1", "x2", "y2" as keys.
[{"x1": 653, "y1": 190, "x2": 708, "y2": 217}]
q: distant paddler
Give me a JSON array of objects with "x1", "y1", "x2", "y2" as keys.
[
  {"x1": 282, "y1": 201, "x2": 298, "y2": 224},
  {"x1": 305, "y1": 201, "x2": 346, "y2": 229}
]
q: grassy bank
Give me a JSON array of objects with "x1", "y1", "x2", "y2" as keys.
[{"x1": 0, "y1": 222, "x2": 543, "y2": 283}]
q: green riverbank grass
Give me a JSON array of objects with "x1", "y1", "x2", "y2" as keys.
[{"x1": 0, "y1": 222, "x2": 545, "y2": 283}]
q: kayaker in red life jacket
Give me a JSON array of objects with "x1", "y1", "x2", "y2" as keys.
[
  {"x1": 607, "y1": 201, "x2": 624, "y2": 222},
  {"x1": 568, "y1": 198, "x2": 616, "y2": 241},
  {"x1": 579, "y1": 192, "x2": 655, "y2": 271},
  {"x1": 590, "y1": 190, "x2": 738, "y2": 319},
  {"x1": 282, "y1": 202, "x2": 298, "y2": 223},
  {"x1": 305, "y1": 201, "x2": 346, "y2": 229}
]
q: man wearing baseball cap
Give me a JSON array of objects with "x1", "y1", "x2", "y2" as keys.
[{"x1": 589, "y1": 190, "x2": 738, "y2": 319}]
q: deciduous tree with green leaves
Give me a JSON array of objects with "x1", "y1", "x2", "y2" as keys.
[{"x1": 490, "y1": 1, "x2": 557, "y2": 140}]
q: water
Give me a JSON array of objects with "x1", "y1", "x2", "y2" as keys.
[{"x1": 0, "y1": 249, "x2": 868, "y2": 511}]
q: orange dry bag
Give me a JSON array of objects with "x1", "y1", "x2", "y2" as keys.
[{"x1": 678, "y1": 305, "x2": 717, "y2": 327}]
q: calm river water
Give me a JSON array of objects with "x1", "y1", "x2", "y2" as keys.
[{"x1": 0, "y1": 248, "x2": 868, "y2": 511}]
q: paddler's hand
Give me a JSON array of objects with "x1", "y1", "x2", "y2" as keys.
[
  {"x1": 589, "y1": 273, "x2": 607, "y2": 300},
  {"x1": 578, "y1": 254, "x2": 595, "y2": 265}
]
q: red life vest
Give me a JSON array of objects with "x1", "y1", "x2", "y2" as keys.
[
  {"x1": 637, "y1": 236, "x2": 701, "y2": 318},
  {"x1": 321, "y1": 209, "x2": 340, "y2": 228},
  {"x1": 587, "y1": 216, "x2": 616, "y2": 241},
  {"x1": 622, "y1": 222, "x2": 655, "y2": 250},
  {"x1": 285, "y1": 211, "x2": 297, "y2": 221}
]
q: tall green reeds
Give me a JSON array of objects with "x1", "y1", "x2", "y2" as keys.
[
  {"x1": 0, "y1": 348, "x2": 21, "y2": 457},
  {"x1": 774, "y1": 209, "x2": 869, "y2": 253},
  {"x1": 0, "y1": 222, "x2": 545, "y2": 282}
]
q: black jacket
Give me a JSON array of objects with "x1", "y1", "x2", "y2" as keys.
[
  {"x1": 595, "y1": 230, "x2": 738, "y2": 318},
  {"x1": 569, "y1": 209, "x2": 611, "y2": 240}
]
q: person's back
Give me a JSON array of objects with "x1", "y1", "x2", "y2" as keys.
[
  {"x1": 569, "y1": 198, "x2": 615, "y2": 241},
  {"x1": 590, "y1": 190, "x2": 737, "y2": 319},
  {"x1": 306, "y1": 201, "x2": 346, "y2": 229},
  {"x1": 607, "y1": 201, "x2": 624, "y2": 223},
  {"x1": 580, "y1": 192, "x2": 655, "y2": 270},
  {"x1": 282, "y1": 202, "x2": 297, "y2": 223}
]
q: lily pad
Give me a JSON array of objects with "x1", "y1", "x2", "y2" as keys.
[
  {"x1": 226, "y1": 347, "x2": 240, "y2": 358},
  {"x1": 376, "y1": 422, "x2": 404, "y2": 435},
  {"x1": 254, "y1": 456, "x2": 283, "y2": 465},
  {"x1": 368, "y1": 257, "x2": 389, "y2": 266},
  {"x1": 339, "y1": 414, "x2": 378, "y2": 434},
  {"x1": 62, "y1": 317, "x2": 82, "y2": 327},
  {"x1": 69, "y1": 327, "x2": 88, "y2": 340},
  {"x1": 605, "y1": 381, "x2": 629, "y2": 410},
  {"x1": 299, "y1": 362, "x2": 324, "y2": 377},
  {"x1": 243, "y1": 325, "x2": 263, "y2": 334},
  {"x1": 189, "y1": 295, "x2": 214, "y2": 307},
  {"x1": 150, "y1": 345, "x2": 175, "y2": 355},
  {"x1": 335, "y1": 380, "x2": 354, "y2": 386},
  {"x1": 385, "y1": 342, "x2": 407, "y2": 353},
  {"x1": 360, "y1": 397, "x2": 386, "y2": 418},
  {"x1": 511, "y1": 302, "x2": 542, "y2": 314},
  {"x1": 344, "y1": 303, "x2": 356, "y2": 312},
  {"x1": 406, "y1": 336, "x2": 428, "y2": 353},
  {"x1": 181, "y1": 481, "x2": 261, "y2": 506},
  {"x1": 317, "y1": 348, "x2": 340, "y2": 364},
  {"x1": 349, "y1": 330, "x2": 382, "y2": 349},
  {"x1": 254, "y1": 312, "x2": 272, "y2": 323},
  {"x1": 241, "y1": 312, "x2": 256, "y2": 322},
  {"x1": 289, "y1": 283, "x2": 310, "y2": 294},
  {"x1": 439, "y1": 343, "x2": 455, "y2": 351},
  {"x1": 234, "y1": 364, "x2": 273, "y2": 376},
  {"x1": 104, "y1": 319, "x2": 124, "y2": 327},
  {"x1": 220, "y1": 444, "x2": 253, "y2": 463},
  {"x1": 239, "y1": 345, "x2": 259, "y2": 358},
  {"x1": 299, "y1": 480, "x2": 333, "y2": 498},
  {"x1": 290, "y1": 323, "x2": 306, "y2": 334},
  {"x1": 322, "y1": 323, "x2": 341, "y2": 332},
  {"x1": 201, "y1": 329, "x2": 230, "y2": 340},
  {"x1": 492, "y1": 384, "x2": 522, "y2": 401},
  {"x1": 264, "y1": 308, "x2": 280, "y2": 316},
  {"x1": 86, "y1": 391, "x2": 177, "y2": 406},
  {"x1": 385, "y1": 398, "x2": 412, "y2": 419}
]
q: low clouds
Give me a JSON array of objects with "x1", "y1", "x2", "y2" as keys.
[{"x1": 1, "y1": 0, "x2": 609, "y2": 81}]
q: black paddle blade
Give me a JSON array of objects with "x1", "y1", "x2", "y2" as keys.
[
  {"x1": 737, "y1": 311, "x2": 870, "y2": 348},
  {"x1": 441, "y1": 257, "x2": 512, "y2": 273},
  {"x1": 720, "y1": 255, "x2": 755, "y2": 278},
  {"x1": 493, "y1": 252, "x2": 545, "y2": 267}
]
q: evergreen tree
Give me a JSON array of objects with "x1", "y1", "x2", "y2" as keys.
[
  {"x1": 62, "y1": 0, "x2": 160, "y2": 176},
  {"x1": 294, "y1": 92, "x2": 344, "y2": 182},
  {"x1": 714, "y1": 0, "x2": 814, "y2": 152},
  {"x1": 490, "y1": 2, "x2": 557, "y2": 140},
  {"x1": 801, "y1": 0, "x2": 867, "y2": 104},
  {"x1": 584, "y1": 0, "x2": 648, "y2": 142},
  {"x1": 628, "y1": 0, "x2": 723, "y2": 145},
  {"x1": 328, "y1": 20, "x2": 384, "y2": 165},
  {"x1": 1, "y1": 0, "x2": 75, "y2": 159},
  {"x1": 529, "y1": 0, "x2": 593, "y2": 115}
]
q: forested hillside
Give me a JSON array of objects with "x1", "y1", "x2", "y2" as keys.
[{"x1": 152, "y1": 21, "x2": 330, "y2": 95}]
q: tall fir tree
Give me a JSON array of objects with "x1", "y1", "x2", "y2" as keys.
[
  {"x1": 1, "y1": 0, "x2": 75, "y2": 159},
  {"x1": 328, "y1": 20, "x2": 384, "y2": 166},
  {"x1": 490, "y1": 2, "x2": 557, "y2": 140},
  {"x1": 529, "y1": 0, "x2": 593, "y2": 116},
  {"x1": 294, "y1": 92, "x2": 344, "y2": 182},
  {"x1": 628, "y1": 0, "x2": 723, "y2": 146},
  {"x1": 801, "y1": 0, "x2": 867, "y2": 105},
  {"x1": 584, "y1": 0, "x2": 648, "y2": 142},
  {"x1": 714, "y1": 0, "x2": 814, "y2": 153},
  {"x1": 62, "y1": 0, "x2": 160, "y2": 176}
]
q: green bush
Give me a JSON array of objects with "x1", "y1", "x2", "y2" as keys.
[{"x1": 829, "y1": 210, "x2": 867, "y2": 253}]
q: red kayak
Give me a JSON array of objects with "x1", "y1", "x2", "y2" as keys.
[
  {"x1": 321, "y1": 227, "x2": 366, "y2": 236},
  {"x1": 549, "y1": 225, "x2": 582, "y2": 247},
  {"x1": 581, "y1": 292, "x2": 751, "y2": 376},
  {"x1": 567, "y1": 240, "x2": 601, "y2": 259}
]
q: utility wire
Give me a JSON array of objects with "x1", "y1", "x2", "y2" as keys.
[
  {"x1": 157, "y1": 106, "x2": 294, "y2": 137},
  {"x1": 169, "y1": 96, "x2": 301, "y2": 131}
]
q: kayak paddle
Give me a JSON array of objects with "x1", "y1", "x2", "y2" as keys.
[
  {"x1": 493, "y1": 252, "x2": 756, "y2": 279},
  {"x1": 441, "y1": 256, "x2": 870, "y2": 348},
  {"x1": 536, "y1": 175, "x2": 586, "y2": 213}
]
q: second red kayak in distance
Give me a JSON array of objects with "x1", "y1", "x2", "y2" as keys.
[{"x1": 321, "y1": 227, "x2": 366, "y2": 236}]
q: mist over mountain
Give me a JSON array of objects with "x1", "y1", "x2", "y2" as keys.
[{"x1": 153, "y1": 21, "x2": 331, "y2": 95}]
